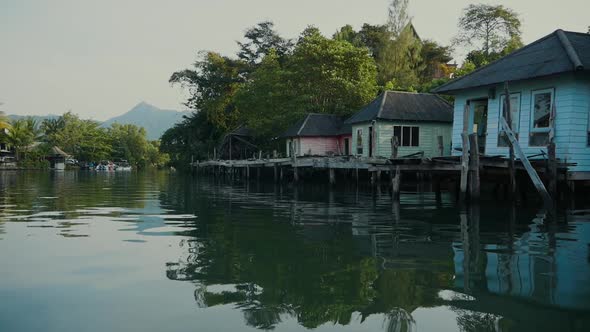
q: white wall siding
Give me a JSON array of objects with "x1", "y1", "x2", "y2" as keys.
[{"x1": 450, "y1": 73, "x2": 590, "y2": 174}]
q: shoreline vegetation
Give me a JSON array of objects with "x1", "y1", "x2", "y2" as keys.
[
  {"x1": 160, "y1": 1, "x2": 524, "y2": 171},
  {"x1": 2, "y1": 1, "x2": 526, "y2": 173},
  {"x1": 0, "y1": 111, "x2": 170, "y2": 170}
]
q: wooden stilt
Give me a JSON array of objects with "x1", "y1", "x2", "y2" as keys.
[
  {"x1": 329, "y1": 168, "x2": 335, "y2": 185},
  {"x1": 274, "y1": 163, "x2": 278, "y2": 182},
  {"x1": 434, "y1": 175, "x2": 442, "y2": 204},
  {"x1": 392, "y1": 166, "x2": 401, "y2": 201},
  {"x1": 460, "y1": 104, "x2": 470, "y2": 202},
  {"x1": 502, "y1": 84, "x2": 553, "y2": 210},
  {"x1": 469, "y1": 134, "x2": 480, "y2": 201}
]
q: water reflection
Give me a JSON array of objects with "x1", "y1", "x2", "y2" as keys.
[{"x1": 0, "y1": 172, "x2": 589, "y2": 331}]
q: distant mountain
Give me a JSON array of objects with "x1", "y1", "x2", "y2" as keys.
[{"x1": 102, "y1": 102, "x2": 185, "y2": 140}]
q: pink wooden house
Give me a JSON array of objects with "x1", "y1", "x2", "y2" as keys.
[{"x1": 282, "y1": 114, "x2": 352, "y2": 157}]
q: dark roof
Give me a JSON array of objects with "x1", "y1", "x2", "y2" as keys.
[
  {"x1": 434, "y1": 30, "x2": 590, "y2": 94},
  {"x1": 50, "y1": 146, "x2": 70, "y2": 157},
  {"x1": 345, "y1": 91, "x2": 453, "y2": 124},
  {"x1": 228, "y1": 125, "x2": 253, "y2": 137},
  {"x1": 282, "y1": 114, "x2": 350, "y2": 137}
]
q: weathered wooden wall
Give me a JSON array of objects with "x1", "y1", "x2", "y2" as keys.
[{"x1": 450, "y1": 73, "x2": 590, "y2": 176}]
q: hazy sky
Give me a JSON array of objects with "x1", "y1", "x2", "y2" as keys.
[{"x1": 0, "y1": 0, "x2": 588, "y2": 120}]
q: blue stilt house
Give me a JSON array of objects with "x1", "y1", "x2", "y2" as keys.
[{"x1": 434, "y1": 29, "x2": 590, "y2": 180}]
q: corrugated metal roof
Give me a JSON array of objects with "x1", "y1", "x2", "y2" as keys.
[
  {"x1": 434, "y1": 30, "x2": 590, "y2": 94},
  {"x1": 345, "y1": 91, "x2": 453, "y2": 124},
  {"x1": 282, "y1": 114, "x2": 350, "y2": 137}
]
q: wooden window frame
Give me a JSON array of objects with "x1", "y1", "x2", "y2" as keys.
[
  {"x1": 393, "y1": 125, "x2": 420, "y2": 147},
  {"x1": 530, "y1": 88, "x2": 554, "y2": 133}
]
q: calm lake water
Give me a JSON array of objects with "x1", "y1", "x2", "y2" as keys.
[{"x1": 0, "y1": 171, "x2": 589, "y2": 332}]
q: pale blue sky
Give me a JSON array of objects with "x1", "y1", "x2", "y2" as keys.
[{"x1": 0, "y1": 0, "x2": 588, "y2": 120}]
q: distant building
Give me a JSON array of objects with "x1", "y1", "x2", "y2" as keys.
[
  {"x1": 282, "y1": 114, "x2": 352, "y2": 157},
  {"x1": 345, "y1": 91, "x2": 454, "y2": 158},
  {"x1": 217, "y1": 125, "x2": 257, "y2": 160},
  {"x1": 434, "y1": 29, "x2": 590, "y2": 180}
]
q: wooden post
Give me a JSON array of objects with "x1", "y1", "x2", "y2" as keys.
[
  {"x1": 258, "y1": 151, "x2": 262, "y2": 160},
  {"x1": 280, "y1": 166, "x2": 284, "y2": 182},
  {"x1": 437, "y1": 135, "x2": 444, "y2": 157},
  {"x1": 548, "y1": 142, "x2": 557, "y2": 197},
  {"x1": 246, "y1": 164, "x2": 250, "y2": 179},
  {"x1": 274, "y1": 163, "x2": 278, "y2": 182},
  {"x1": 460, "y1": 104, "x2": 470, "y2": 202},
  {"x1": 291, "y1": 144, "x2": 298, "y2": 182},
  {"x1": 504, "y1": 85, "x2": 517, "y2": 198},
  {"x1": 434, "y1": 175, "x2": 442, "y2": 205},
  {"x1": 500, "y1": 116, "x2": 554, "y2": 210},
  {"x1": 469, "y1": 134, "x2": 480, "y2": 201},
  {"x1": 213, "y1": 147, "x2": 217, "y2": 160},
  {"x1": 329, "y1": 168, "x2": 335, "y2": 185},
  {"x1": 391, "y1": 136, "x2": 399, "y2": 159},
  {"x1": 392, "y1": 166, "x2": 401, "y2": 201},
  {"x1": 548, "y1": 102, "x2": 558, "y2": 198},
  {"x1": 229, "y1": 136, "x2": 232, "y2": 161}
]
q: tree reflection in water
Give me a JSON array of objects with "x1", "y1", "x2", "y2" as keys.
[{"x1": 157, "y1": 178, "x2": 590, "y2": 331}]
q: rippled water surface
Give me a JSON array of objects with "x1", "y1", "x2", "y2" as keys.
[{"x1": 1, "y1": 171, "x2": 589, "y2": 331}]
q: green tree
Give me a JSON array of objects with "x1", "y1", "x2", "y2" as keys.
[
  {"x1": 41, "y1": 112, "x2": 110, "y2": 162},
  {"x1": 145, "y1": 140, "x2": 170, "y2": 168},
  {"x1": 237, "y1": 21, "x2": 292, "y2": 65},
  {"x1": 419, "y1": 40, "x2": 453, "y2": 83},
  {"x1": 378, "y1": 0, "x2": 423, "y2": 88},
  {"x1": 333, "y1": 24, "x2": 362, "y2": 46},
  {"x1": 108, "y1": 123, "x2": 149, "y2": 166},
  {"x1": 234, "y1": 49, "x2": 296, "y2": 143},
  {"x1": 7, "y1": 119, "x2": 36, "y2": 161},
  {"x1": 170, "y1": 52, "x2": 246, "y2": 132},
  {"x1": 454, "y1": 4, "x2": 522, "y2": 57},
  {"x1": 357, "y1": 24, "x2": 389, "y2": 60},
  {"x1": 286, "y1": 27, "x2": 378, "y2": 116},
  {"x1": 0, "y1": 111, "x2": 11, "y2": 131}
]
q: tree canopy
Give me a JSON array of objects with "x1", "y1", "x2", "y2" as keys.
[{"x1": 454, "y1": 4, "x2": 522, "y2": 58}]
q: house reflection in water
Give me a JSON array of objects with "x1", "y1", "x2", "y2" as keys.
[{"x1": 162, "y1": 181, "x2": 590, "y2": 331}]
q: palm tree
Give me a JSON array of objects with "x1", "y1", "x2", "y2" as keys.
[
  {"x1": 6, "y1": 119, "x2": 35, "y2": 161},
  {"x1": 0, "y1": 111, "x2": 11, "y2": 131}
]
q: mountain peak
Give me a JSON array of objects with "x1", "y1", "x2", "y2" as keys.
[
  {"x1": 102, "y1": 102, "x2": 185, "y2": 140},
  {"x1": 129, "y1": 101, "x2": 160, "y2": 113}
]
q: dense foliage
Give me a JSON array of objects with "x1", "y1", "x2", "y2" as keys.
[
  {"x1": 162, "y1": 0, "x2": 480, "y2": 169},
  {"x1": 0, "y1": 111, "x2": 169, "y2": 168}
]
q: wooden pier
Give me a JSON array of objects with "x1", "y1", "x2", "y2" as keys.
[{"x1": 191, "y1": 147, "x2": 572, "y2": 206}]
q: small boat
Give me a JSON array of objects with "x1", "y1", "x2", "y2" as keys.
[
  {"x1": 95, "y1": 161, "x2": 115, "y2": 171},
  {"x1": 114, "y1": 160, "x2": 132, "y2": 171}
]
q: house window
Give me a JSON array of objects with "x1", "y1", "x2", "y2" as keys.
[
  {"x1": 356, "y1": 129, "x2": 363, "y2": 155},
  {"x1": 498, "y1": 93, "x2": 521, "y2": 147},
  {"x1": 393, "y1": 126, "x2": 419, "y2": 147},
  {"x1": 530, "y1": 88, "x2": 553, "y2": 146}
]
